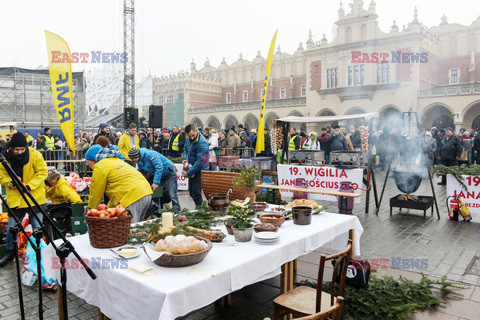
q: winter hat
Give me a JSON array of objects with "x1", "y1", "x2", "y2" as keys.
[
  {"x1": 237, "y1": 124, "x2": 244, "y2": 129},
  {"x1": 240, "y1": 131, "x2": 247, "y2": 137},
  {"x1": 445, "y1": 127, "x2": 454, "y2": 132},
  {"x1": 44, "y1": 127, "x2": 51, "y2": 133},
  {"x1": 99, "y1": 123, "x2": 109, "y2": 131},
  {"x1": 9, "y1": 133, "x2": 27, "y2": 148},
  {"x1": 333, "y1": 125, "x2": 340, "y2": 129},
  {"x1": 229, "y1": 125, "x2": 236, "y2": 133},
  {"x1": 85, "y1": 145, "x2": 103, "y2": 161},
  {"x1": 128, "y1": 148, "x2": 141, "y2": 159}
]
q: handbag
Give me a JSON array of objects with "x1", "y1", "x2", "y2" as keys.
[
  {"x1": 332, "y1": 257, "x2": 371, "y2": 288},
  {"x1": 460, "y1": 148, "x2": 468, "y2": 162}
]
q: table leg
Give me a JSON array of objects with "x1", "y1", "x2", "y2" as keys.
[
  {"x1": 57, "y1": 284, "x2": 65, "y2": 320},
  {"x1": 280, "y1": 261, "x2": 295, "y2": 294}
]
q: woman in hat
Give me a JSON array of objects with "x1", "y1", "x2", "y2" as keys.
[
  {"x1": 0, "y1": 133, "x2": 48, "y2": 266},
  {"x1": 85, "y1": 143, "x2": 152, "y2": 223}
]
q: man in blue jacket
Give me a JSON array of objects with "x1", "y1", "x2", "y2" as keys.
[
  {"x1": 182, "y1": 124, "x2": 209, "y2": 206},
  {"x1": 128, "y1": 147, "x2": 180, "y2": 210}
]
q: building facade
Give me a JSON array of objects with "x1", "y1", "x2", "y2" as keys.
[{"x1": 153, "y1": 0, "x2": 480, "y2": 132}]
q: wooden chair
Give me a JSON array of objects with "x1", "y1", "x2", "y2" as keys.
[
  {"x1": 264, "y1": 297, "x2": 344, "y2": 320},
  {"x1": 273, "y1": 240, "x2": 352, "y2": 320}
]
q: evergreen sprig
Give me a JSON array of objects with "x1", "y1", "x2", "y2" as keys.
[{"x1": 296, "y1": 273, "x2": 466, "y2": 320}]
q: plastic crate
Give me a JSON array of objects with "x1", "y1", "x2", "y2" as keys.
[
  {"x1": 71, "y1": 217, "x2": 88, "y2": 236},
  {"x1": 71, "y1": 202, "x2": 88, "y2": 218}
]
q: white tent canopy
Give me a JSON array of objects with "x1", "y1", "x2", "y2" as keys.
[{"x1": 275, "y1": 112, "x2": 378, "y2": 124}]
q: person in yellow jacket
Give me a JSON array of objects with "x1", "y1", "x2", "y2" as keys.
[
  {"x1": 85, "y1": 144, "x2": 152, "y2": 222},
  {"x1": 118, "y1": 123, "x2": 140, "y2": 166},
  {"x1": 0, "y1": 133, "x2": 48, "y2": 266},
  {"x1": 45, "y1": 171, "x2": 82, "y2": 205}
]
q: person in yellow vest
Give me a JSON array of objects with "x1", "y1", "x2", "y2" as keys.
[
  {"x1": 288, "y1": 127, "x2": 301, "y2": 151},
  {"x1": 0, "y1": 133, "x2": 48, "y2": 266},
  {"x1": 85, "y1": 144, "x2": 153, "y2": 222},
  {"x1": 118, "y1": 123, "x2": 140, "y2": 166},
  {"x1": 45, "y1": 171, "x2": 82, "y2": 205},
  {"x1": 168, "y1": 125, "x2": 182, "y2": 158},
  {"x1": 42, "y1": 127, "x2": 55, "y2": 163},
  {"x1": 24, "y1": 131, "x2": 35, "y2": 148}
]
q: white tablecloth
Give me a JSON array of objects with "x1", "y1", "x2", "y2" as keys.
[{"x1": 43, "y1": 213, "x2": 363, "y2": 320}]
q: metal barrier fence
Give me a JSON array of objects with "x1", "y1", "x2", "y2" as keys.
[{"x1": 38, "y1": 149, "x2": 92, "y2": 176}]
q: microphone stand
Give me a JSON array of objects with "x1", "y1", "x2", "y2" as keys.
[
  {"x1": 0, "y1": 192, "x2": 39, "y2": 320},
  {"x1": 0, "y1": 152, "x2": 96, "y2": 319}
]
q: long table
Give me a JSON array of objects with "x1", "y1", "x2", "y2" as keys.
[{"x1": 44, "y1": 213, "x2": 363, "y2": 320}]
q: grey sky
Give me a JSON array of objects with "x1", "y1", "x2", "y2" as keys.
[{"x1": 1, "y1": 0, "x2": 479, "y2": 80}]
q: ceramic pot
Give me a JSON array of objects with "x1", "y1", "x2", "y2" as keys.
[
  {"x1": 292, "y1": 206, "x2": 312, "y2": 225},
  {"x1": 245, "y1": 187, "x2": 256, "y2": 203},
  {"x1": 232, "y1": 226, "x2": 254, "y2": 242}
]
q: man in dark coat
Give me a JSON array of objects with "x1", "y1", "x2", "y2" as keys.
[
  {"x1": 350, "y1": 125, "x2": 362, "y2": 150},
  {"x1": 438, "y1": 127, "x2": 462, "y2": 185},
  {"x1": 474, "y1": 130, "x2": 480, "y2": 164},
  {"x1": 93, "y1": 123, "x2": 115, "y2": 145},
  {"x1": 327, "y1": 125, "x2": 347, "y2": 152}
]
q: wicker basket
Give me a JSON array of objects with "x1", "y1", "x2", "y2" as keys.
[
  {"x1": 201, "y1": 171, "x2": 247, "y2": 201},
  {"x1": 84, "y1": 209, "x2": 132, "y2": 248}
]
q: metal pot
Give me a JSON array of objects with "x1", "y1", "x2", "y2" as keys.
[
  {"x1": 393, "y1": 170, "x2": 423, "y2": 194},
  {"x1": 208, "y1": 193, "x2": 230, "y2": 214}
]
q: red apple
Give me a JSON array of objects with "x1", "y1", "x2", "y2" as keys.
[
  {"x1": 98, "y1": 210, "x2": 108, "y2": 218},
  {"x1": 97, "y1": 204, "x2": 108, "y2": 211},
  {"x1": 115, "y1": 205, "x2": 125, "y2": 217},
  {"x1": 178, "y1": 215, "x2": 187, "y2": 222},
  {"x1": 88, "y1": 209, "x2": 99, "y2": 217}
]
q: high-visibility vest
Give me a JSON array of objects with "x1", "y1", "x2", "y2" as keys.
[
  {"x1": 288, "y1": 136, "x2": 297, "y2": 151},
  {"x1": 25, "y1": 135, "x2": 34, "y2": 147},
  {"x1": 44, "y1": 135, "x2": 55, "y2": 150},
  {"x1": 170, "y1": 134, "x2": 180, "y2": 151}
]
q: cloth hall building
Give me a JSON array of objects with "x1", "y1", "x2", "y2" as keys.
[{"x1": 153, "y1": 0, "x2": 480, "y2": 132}]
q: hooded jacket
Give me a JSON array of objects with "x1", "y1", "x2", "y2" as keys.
[
  {"x1": 0, "y1": 147, "x2": 48, "y2": 208},
  {"x1": 88, "y1": 157, "x2": 152, "y2": 209},
  {"x1": 183, "y1": 132, "x2": 209, "y2": 176},
  {"x1": 118, "y1": 132, "x2": 140, "y2": 160},
  {"x1": 46, "y1": 176, "x2": 82, "y2": 205},
  {"x1": 136, "y1": 148, "x2": 175, "y2": 184}
]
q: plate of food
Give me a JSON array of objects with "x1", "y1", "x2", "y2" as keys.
[{"x1": 143, "y1": 235, "x2": 213, "y2": 268}]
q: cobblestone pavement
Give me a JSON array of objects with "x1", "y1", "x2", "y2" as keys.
[{"x1": 1, "y1": 171, "x2": 480, "y2": 319}]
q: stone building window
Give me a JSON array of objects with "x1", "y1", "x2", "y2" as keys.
[
  {"x1": 280, "y1": 87, "x2": 286, "y2": 98},
  {"x1": 226, "y1": 93, "x2": 231, "y2": 103},
  {"x1": 326, "y1": 68, "x2": 338, "y2": 88},
  {"x1": 377, "y1": 62, "x2": 390, "y2": 84},
  {"x1": 348, "y1": 65, "x2": 364, "y2": 86},
  {"x1": 301, "y1": 85, "x2": 306, "y2": 96},
  {"x1": 450, "y1": 69, "x2": 459, "y2": 84},
  {"x1": 243, "y1": 90, "x2": 248, "y2": 102}
]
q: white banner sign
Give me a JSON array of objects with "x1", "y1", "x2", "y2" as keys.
[
  {"x1": 447, "y1": 174, "x2": 480, "y2": 213},
  {"x1": 174, "y1": 164, "x2": 189, "y2": 190},
  {"x1": 277, "y1": 164, "x2": 364, "y2": 203}
]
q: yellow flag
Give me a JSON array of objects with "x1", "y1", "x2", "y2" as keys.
[
  {"x1": 45, "y1": 31, "x2": 75, "y2": 156},
  {"x1": 256, "y1": 30, "x2": 278, "y2": 154}
]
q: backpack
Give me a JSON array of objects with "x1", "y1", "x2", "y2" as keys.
[{"x1": 332, "y1": 257, "x2": 371, "y2": 289}]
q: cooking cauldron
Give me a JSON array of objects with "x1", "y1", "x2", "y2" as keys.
[{"x1": 393, "y1": 169, "x2": 423, "y2": 194}]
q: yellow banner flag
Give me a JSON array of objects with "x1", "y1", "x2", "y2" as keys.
[
  {"x1": 45, "y1": 31, "x2": 75, "y2": 156},
  {"x1": 256, "y1": 29, "x2": 278, "y2": 154}
]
